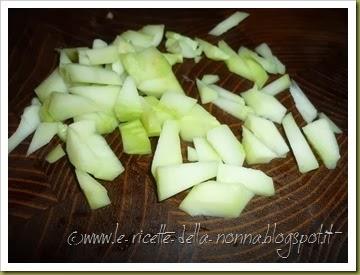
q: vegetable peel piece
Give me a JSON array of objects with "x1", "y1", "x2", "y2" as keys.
[
  {"x1": 119, "y1": 120, "x2": 151, "y2": 155},
  {"x1": 179, "y1": 180, "x2": 254, "y2": 218},
  {"x1": 209, "y1": 11, "x2": 249, "y2": 36},
  {"x1": 156, "y1": 162, "x2": 219, "y2": 201}
]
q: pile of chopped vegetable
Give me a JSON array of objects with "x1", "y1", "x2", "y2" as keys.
[{"x1": 8, "y1": 11, "x2": 342, "y2": 218}]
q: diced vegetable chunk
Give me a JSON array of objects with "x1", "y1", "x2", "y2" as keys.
[
  {"x1": 151, "y1": 120, "x2": 182, "y2": 177},
  {"x1": 319, "y1": 112, "x2": 343, "y2": 134},
  {"x1": 282, "y1": 113, "x2": 319, "y2": 173},
  {"x1": 212, "y1": 97, "x2": 253, "y2": 121},
  {"x1": 196, "y1": 38, "x2": 229, "y2": 61},
  {"x1": 289, "y1": 80, "x2": 317, "y2": 123},
  {"x1": 27, "y1": 122, "x2": 58, "y2": 155},
  {"x1": 261, "y1": 74, "x2": 291, "y2": 96},
  {"x1": 242, "y1": 126, "x2": 277, "y2": 164},
  {"x1": 193, "y1": 137, "x2": 221, "y2": 161},
  {"x1": 196, "y1": 79, "x2": 219, "y2": 104},
  {"x1": 75, "y1": 169, "x2": 111, "y2": 210},
  {"x1": 201, "y1": 74, "x2": 220, "y2": 85},
  {"x1": 206, "y1": 124, "x2": 245, "y2": 166},
  {"x1": 34, "y1": 68, "x2": 68, "y2": 102},
  {"x1": 217, "y1": 163, "x2": 275, "y2": 196},
  {"x1": 119, "y1": 120, "x2": 151, "y2": 155},
  {"x1": 179, "y1": 180, "x2": 254, "y2": 218},
  {"x1": 209, "y1": 11, "x2": 249, "y2": 36},
  {"x1": 302, "y1": 118, "x2": 340, "y2": 169},
  {"x1": 241, "y1": 86, "x2": 287, "y2": 123},
  {"x1": 187, "y1": 146, "x2": 198, "y2": 162},
  {"x1": 159, "y1": 92, "x2": 197, "y2": 117},
  {"x1": 45, "y1": 144, "x2": 66, "y2": 163},
  {"x1": 156, "y1": 162, "x2": 219, "y2": 201},
  {"x1": 244, "y1": 114, "x2": 289, "y2": 157}
]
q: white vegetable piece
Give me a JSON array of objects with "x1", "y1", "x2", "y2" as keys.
[
  {"x1": 212, "y1": 97, "x2": 254, "y2": 121},
  {"x1": 165, "y1": 31, "x2": 202, "y2": 59},
  {"x1": 241, "y1": 86, "x2": 287, "y2": 123},
  {"x1": 85, "y1": 45, "x2": 119, "y2": 65},
  {"x1": 140, "y1": 24, "x2": 165, "y2": 47},
  {"x1": 217, "y1": 163, "x2": 275, "y2": 196},
  {"x1": 156, "y1": 162, "x2": 219, "y2": 201},
  {"x1": 319, "y1": 112, "x2": 343, "y2": 134},
  {"x1": 207, "y1": 125, "x2": 245, "y2": 166},
  {"x1": 45, "y1": 144, "x2": 66, "y2": 163},
  {"x1": 151, "y1": 120, "x2": 182, "y2": 177},
  {"x1": 302, "y1": 119, "x2": 340, "y2": 169},
  {"x1": 261, "y1": 74, "x2": 291, "y2": 96},
  {"x1": 209, "y1": 11, "x2": 249, "y2": 36},
  {"x1": 238, "y1": 46, "x2": 278, "y2": 74},
  {"x1": 196, "y1": 79, "x2": 218, "y2": 104},
  {"x1": 159, "y1": 92, "x2": 197, "y2": 117},
  {"x1": 289, "y1": 80, "x2": 317, "y2": 123},
  {"x1": 92, "y1": 38, "x2": 108, "y2": 49},
  {"x1": 201, "y1": 74, "x2": 220, "y2": 85},
  {"x1": 179, "y1": 180, "x2": 254, "y2": 218},
  {"x1": 75, "y1": 169, "x2": 111, "y2": 210},
  {"x1": 193, "y1": 137, "x2": 221, "y2": 161},
  {"x1": 242, "y1": 126, "x2": 277, "y2": 165},
  {"x1": 244, "y1": 114, "x2": 289, "y2": 157},
  {"x1": 27, "y1": 122, "x2": 59, "y2": 156},
  {"x1": 163, "y1": 53, "x2": 183, "y2": 66},
  {"x1": 9, "y1": 103, "x2": 41, "y2": 153},
  {"x1": 282, "y1": 113, "x2": 319, "y2": 173},
  {"x1": 187, "y1": 146, "x2": 198, "y2": 162}
]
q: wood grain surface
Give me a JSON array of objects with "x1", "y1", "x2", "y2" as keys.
[{"x1": 8, "y1": 8, "x2": 348, "y2": 263}]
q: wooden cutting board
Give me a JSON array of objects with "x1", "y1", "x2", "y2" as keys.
[{"x1": 8, "y1": 8, "x2": 348, "y2": 263}]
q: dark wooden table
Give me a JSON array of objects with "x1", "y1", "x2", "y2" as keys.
[{"x1": 8, "y1": 8, "x2": 348, "y2": 263}]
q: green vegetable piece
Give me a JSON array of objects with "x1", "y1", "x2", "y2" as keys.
[
  {"x1": 92, "y1": 39, "x2": 108, "y2": 49},
  {"x1": 282, "y1": 113, "x2": 319, "y2": 173},
  {"x1": 45, "y1": 144, "x2": 66, "y2": 163},
  {"x1": 193, "y1": 137, "x2": 221, "y2": 161},
  {"x1": 241, "y1": 86, "x2": 287, "y2": 124},
  {"x1": 212, "y1": 97, "x2": 254, "y2": 121},
  {"x1": 119, "y1": 120, "x2": 152, "y2": 155},
  {"x1": 210, "y1": 84, "x2": 245, "y2": 104},
  {"x1": 34, "y1": 68, "x2": 68, "y2": 102},
  {"x1": 261, "y1": 74, "x2": 291, "y2": 96},
  {"x1": 217, "y1": 163, "x2": 275, "y2": 196},
  {"x1": 74, "y1": 112, "x2": 118, "y2": 135},
  {"x1": 196, "y1": 38, "x2": 229, "y2": 61},
  {"x1": 209, "y1": 11, "x2": 249, "y2": 36},
  {"x1": 114, "y1": 76, "x2": 143, "y2": 122},
  {"x1": 140, "y1": 24, "x2": 165, "y2": 47},
  {"x1": 242, "y1": 126, "x2": 277, "y2": 164},
  {"x1": 47, "y1": 92, "x2": 101, "y2": 122},
  {"x1": 244, "y1": 114, "x2": 289, "y2": 157},
  {"x1": 201, "y1": 74, "x2": 220, "y2": 85},
  {"x1": 196, "y1": 79, "x2": 219, "y2": 104},
  {"x1": 156, "y1": 161, "x2": 219, "y2": 201},
  {"x1": 66, "y1": 120, "x2": 124, "y2": 181},
  {"x1": 8, "y1": 103, "x2": 41, "y2": 153},
  {"x1": 75, "y1": 169, "x2": 111, "y2": 210},
  {"x1": 163, "y1": 53, "x2": 183, "y2": 66},
  {"x1": 159, "y1": 92, "x2": 197, "y2": 117},
  {"x1": 140, "y1": 97, "x2": 162, "y2": 137},
  {"x1": 319, "y1": 112, "x2": 342, "y2": 134},
  {"x1": 151, "y1": 120, "x2": 182, "y2": 177},
  {"x1": 302, "y1": 118, "x2": 340, "y2": 169},
  {"x1": 27, "y1": 122, "x2": 58, "y2": 156},
  {"x1": 85, "y1": 45, "x2": 119, "y2": 65},
  {"x1": 206, "y1": 124, "x2": 245, "y2": 166},
  {"x1": 122, "y1": 47, "x2": 183, "y2": 97},
  {"x1": 63, "y1": 64, "x2": 122, "y2": 85},
  {"x1": 179, "y1": 180, "x2": 254, "y2": 218},
  {"x1": 187, "y1": 146, "x2": 198, "y2": 162}
]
